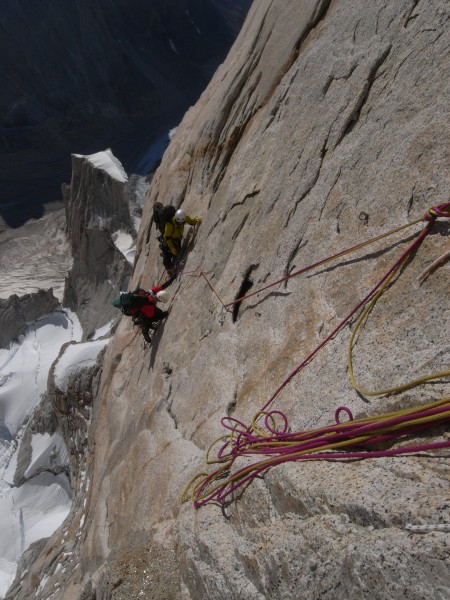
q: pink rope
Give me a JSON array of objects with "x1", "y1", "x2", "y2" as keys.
[
  {"x1": 423, "y1": 201, "x2": 450, "y2": 221},
  {"x1": 187, "y1": 202, "x2": 450, "y2": 507},
  {"x1": 223, "y1": 201, "x2": 450, "y2": 308},
  {"x1": 258, "y1": 221, "x2": 434, "y2": 415},
  {"x1": 193, "y1": 439, "x2": 450, "y2": 507},
  {"x1": 335, "y1": 406, "x2": 353, "y2": 423}
]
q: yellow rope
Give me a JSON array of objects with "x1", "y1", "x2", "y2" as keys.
[
  {"x1": 348, "y1": 244, "x2": 450, "y2": 397},
  {"x1": 181, "y1": 203, "x2": 450, "y2": 506},
  {"x1": 182, "y1": 397, "x2": 450, "y2": 504}
]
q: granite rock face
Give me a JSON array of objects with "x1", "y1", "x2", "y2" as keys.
[
  {"x1": 0, "y1": 209, "x2": 72, "y2": 301},
  {"x1": 0, "y1": 289, "x2": 59, "y2": 348},
  {"x1": 62, "y1": 151, "x2": 132, "y2": 340},
  {"x1": 7, "y1": 0, "x2": 450, "y2": 598}
]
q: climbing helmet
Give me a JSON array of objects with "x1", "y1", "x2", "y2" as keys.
[
  {"x1": 175, "y1": 209, "x2": 186, "y2": 223},
  {"x1": 156, "y1": 290, "x2": 169, "y2": 302}
]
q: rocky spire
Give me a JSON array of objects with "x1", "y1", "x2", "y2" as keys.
[{"x1": 62, "y1": 150, "x2": 133, "y2": 340}]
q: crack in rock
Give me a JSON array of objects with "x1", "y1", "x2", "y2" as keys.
[
  {"x1": 333, "y1": 44, "x2": 392, "y2": 148},
  {"x1": 286, "y1": 135, "x2": 329, "y2": 225}
]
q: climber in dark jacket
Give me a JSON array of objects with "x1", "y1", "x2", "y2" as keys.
[
  {"x1": 153, "y1": 202, "x2": 171, "y2": 235},
  {"x1": 112, "y1": 275, "x2": 176, "y2": 342}
]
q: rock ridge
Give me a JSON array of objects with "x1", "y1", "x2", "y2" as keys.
[{"x1": 0, "y1": 289, "x2": 59, "y2": 348}]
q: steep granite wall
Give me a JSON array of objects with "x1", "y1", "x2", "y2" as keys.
[
  {"x1": 8, "y1": 1, "x2": 450, "y2": 598},
  {"x1": 63, "y1": 151, "x2": 132, "y2": 340}
]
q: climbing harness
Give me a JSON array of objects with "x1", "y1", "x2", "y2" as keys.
[
  {"x1": 156, "y1": 222, "x2": 200, "y2": 284},
  {"x1": 181, "y1": 201, "x2": 450, "y2": 508}
]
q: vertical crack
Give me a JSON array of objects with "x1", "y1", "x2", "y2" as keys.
[
  {"x1": 232, "y1": 265, "x2": 258, "y2": 322},
  {"x1": 167, "y1": 401, "x2": 178, "y2": 429},
  {"x1": 404, "y1": 0, "x2": 421, "y2": 27},
  {"x1": 318, "y1": 167, "x2": 342, "y2": 222},
  {"x1": 406, "y1": 182, "x2": 418, "y2": 217},
  {"x1": 232, "y1": 213, "x2": 250, "y2": 241},
  {"x1": 294, "y1": 0, "x2": 333, "y2": 55},
  {"x1": 284, "y1": 238, "x2": 308, "y2": 286},
  {"x1": 286, "y1": 135, "x2": 329, "y2": 226},
  {"x1": 334, "y1": 45, "x2": 392, "y2": 147}
]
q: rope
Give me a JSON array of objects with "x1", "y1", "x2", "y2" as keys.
[
  {"x1": 191, "y1": 204, "x2": 448, "y2": 316},
  {"x1": 181, "y1": 397, "x2": 450, "y2": 507},
  {"x1": 223, "y1": 214, "x2": 425, "y2": 308},
  {"x1": 181, "y1": 202, "x2": 450, "y2": 507},
  {"x1": 178, "y1": 213, "x2": 423, "y2": 311},
  {"x1": 200, "y1": 270, "x2": 230, "y2": 310},
  {"x1": 346, "y1": 202, "x2": 450, "y2": 396},
  {"x1": 257, "y1": 218, "x2": 436, "y2": 416},
  {"x1": 348, "y1": 259, "x2": 450, "y2": 397}
]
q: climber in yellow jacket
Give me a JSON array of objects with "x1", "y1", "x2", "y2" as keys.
[{"x1": 162, "y1": 208, "x2": 202, "y2": 274}]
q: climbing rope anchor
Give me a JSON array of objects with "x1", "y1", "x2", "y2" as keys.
[{"x1": 182, "y1": 201, "x2": 450, "y2": 508}]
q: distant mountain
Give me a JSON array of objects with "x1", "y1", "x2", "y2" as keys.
[{"x1": 0, "y1": 0, "x2": 251, "y2": 228}]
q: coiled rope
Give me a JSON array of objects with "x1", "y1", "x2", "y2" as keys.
[
  {"x1": 182, "y1": 397, "x2": 450, "y2": 507},
  {"x1": 182, "y1": 202, "x2": 450, "y2": 507}
]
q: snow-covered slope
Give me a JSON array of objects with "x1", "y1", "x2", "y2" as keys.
[
  {"x1": 0, "y1": 309, "x2": 82, "y2": 596},
  {"x1": 1, "y1": 142, "x2": 133, "y2": 598},
  {"x1": 0, "y1": 310, "x2": 82, "y2": 435}
]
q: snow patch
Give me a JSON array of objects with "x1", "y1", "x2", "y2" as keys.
[
  {"x1": 1, "y1": 436, "x2": 18, "y2": 485},
  {"x1": 93, "y1": 320, "x2": 115, "y2": 340},
  {"x1": 0, "y1": 310, "x2": 82, "y2": 435},
  {"x1": 0, "y1": 557, "x2": 16, "y2": 598},
  {"x1": 0, "y1": 479, "x2": 70, "y2": 594},
  {"x1": 54, "y1": 339, "x2": 109, "y2": 393},
  {"x1": 37, "y1": 573, "x2": 49, "y2": 594},
  {"x1": 132, "y1": 215, "x2": 141, "y2": 234},
  {"x1": 124, "y1": 248, "x2": 136, "y2": 263},
  {"x1": 112, "y1": 230, "x2": 135, "y2": 265},
  {"x1": 0, "y1": 307, "x2": 83, "y2": 594},
  {"x1": 24, "y1": 432, "x2": 68, "y2": 479},
  {"x1": 73, "y1": 149, "x2": 128, "y2": 183},
  {"x1": 66, "y1": 308, "x2": 83, "y2": 341}
]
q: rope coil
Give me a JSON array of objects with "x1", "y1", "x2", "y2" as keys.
[
  {"x1": 182, "y1": 397, "x2": 450, "y2": 507},
  {"x1": 182, "y1": 202, "x2": 450, "y2": 507}
]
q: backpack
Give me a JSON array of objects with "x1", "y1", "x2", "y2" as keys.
[
  {"x1": 153, "y1": 203, "x2": 176, "y2": 235},
  {"x1": 112, "y1": 289, "x2": 151, "y2": 316}
]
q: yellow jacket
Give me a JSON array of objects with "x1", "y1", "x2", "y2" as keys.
[{"x1": 164, "y1": 215, "x2": 200, "y2": 254}]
